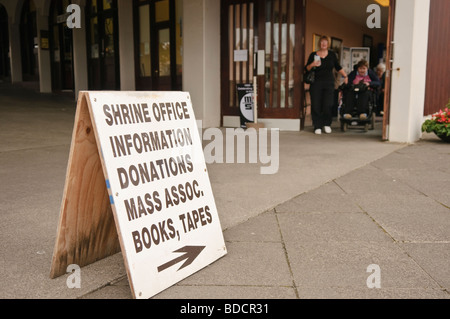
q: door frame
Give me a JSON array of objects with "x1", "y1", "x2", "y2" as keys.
[{"x1": 382, "y1": 0, "x2": 396, "y2": 141}]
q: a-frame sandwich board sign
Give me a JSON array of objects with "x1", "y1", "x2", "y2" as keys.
[{"x1": 50, "y1": 91, "x2": 227, "y2": 299}]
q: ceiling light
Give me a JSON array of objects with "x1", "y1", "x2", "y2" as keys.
[{"x1": 374, "y1": 0, "x2": 390, "y2": 7}]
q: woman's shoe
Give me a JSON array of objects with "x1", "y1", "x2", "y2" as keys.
[
  {"x1": 324, "y1": 126, "x2": 332, "y2": 134},
  {"x1": 343, "y1": 114, "x2": 352, "y2": 119},
  {"x1": 314, "y1": 129, "x2": 322, "y2": 135}
]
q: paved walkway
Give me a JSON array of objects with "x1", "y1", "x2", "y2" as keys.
[{"x1": 1, "y1": 82, "x2": 449, "y2": 299}]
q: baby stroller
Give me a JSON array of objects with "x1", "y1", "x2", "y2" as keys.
[{"x1": 338, "y1": 82, "x2": 378, "y2": 132}]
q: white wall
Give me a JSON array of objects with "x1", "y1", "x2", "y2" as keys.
[
  {"x1": 388, "y1": 0, "x2": 430, "y2": 143},
  {"x1": 182, "y1": 0, "x2": 221, "y2": 128}
]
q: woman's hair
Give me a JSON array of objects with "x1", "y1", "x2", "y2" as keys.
[
  {"x1": 376, "y1": 63, "x2": 386, "y2": 72},
  {"x1": 356, "y1": 59, "x2": 369, "y2": 69},
  {"x1": 318, "y1": 35, "x2": 330, "y2": 47}
]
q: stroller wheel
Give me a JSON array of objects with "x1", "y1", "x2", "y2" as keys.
[
  {"x1": 370, "y1": 115, "x2": 375, "y2": 130},
  {"x1": 341, "y1": 122, "x2": 348, "y2": 132},
  {"x1": 364, "y1": 123, "x2": 369, "y2": 132}
]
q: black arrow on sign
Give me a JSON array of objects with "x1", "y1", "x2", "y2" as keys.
[{"x1": 157, "y1": 246, "x2": 206, "y2": 273}]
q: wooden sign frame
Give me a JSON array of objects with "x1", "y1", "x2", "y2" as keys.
[
  {"x1": 50, "y1": 92, "x2": 121, "y2": 279},
  {"x1": 50, "y1": 92, "x2": 227, "y2": 298}
]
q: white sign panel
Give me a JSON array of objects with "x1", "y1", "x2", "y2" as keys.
[
  {"x1": 234, "y1": 49, "x2": 248, "y2": 62},
  {"x1": 87, "y1": 91, "x2": 227, "y2": 299}
]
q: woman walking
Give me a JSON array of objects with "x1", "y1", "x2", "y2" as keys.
[{"x1": 306, "y1": 35, "x2": 348, "y2": 134}]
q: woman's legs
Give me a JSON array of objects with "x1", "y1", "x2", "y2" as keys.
[
  {"x1": 310, "y1": 82, "x2": 334, "y2": 129},
  {"x1": 344, "y1": 90, "x2": 370, "y2": 119},
  {"x1": 344, "y1": 91, "x2": 357, "y2": 115},
  {"x1": 356, "y1": 90, "x2": 370, "y2": 115},
  {"x1": 322, "y1": 85, "x2": 334, "y2": 127},
  {"x1": 309, "y1": 84, "x2": 323, "y2": 129}
]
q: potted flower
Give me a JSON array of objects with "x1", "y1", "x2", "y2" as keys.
[{"x1": 422, "y1": 100, "x2": 450, "y2": 143}]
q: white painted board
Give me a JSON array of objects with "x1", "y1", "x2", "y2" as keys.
[{"x1": 87, "y1": 91, "x2": 227, "y2": 299}]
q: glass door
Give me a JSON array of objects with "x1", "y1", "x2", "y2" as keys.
[
  {"x1": 261, "y1": 0, "x2": 298, "y2": 118},
  {"x1": 20, "y1": 0, "x2": 39, "y2": 81},
  {"x1": 102, "y1": 14, "x2": 117, "y2": 89},
  {"x1": 221, "y1": 0, "x2": 304, "y2": 121},
  {"x1": 221, "y1": 0, "x2": 256, "y2": 116},
  {"x1": 135, "y1": 0, "x2": 182, "y2": 91},
  {"x1": 50, "y1": 0, "x2": 74, "y2": 92},
  {"x1": 87, "y1": 0, "x2": 119, "y2": 90},
  {"x1": 155, "y1": 27, "x2": 171, "y2": 90}
]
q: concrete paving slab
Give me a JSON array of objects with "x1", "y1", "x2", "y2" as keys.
[
  {"x1": 222, "y1": 211, "x2": 281, "y2": 243},
  {"x1": 0, "y1": 252, "x2": 126, "y2": 299},
  {"x1": 153, "y1": 285, "x2": 297, "y2": 300},
  {"x1": 0, "y1": 145, "x2": 68, "y2": 202},
  {"x1": 277, "y1": 212, "x2": 392, "y2": 243},
  {"x1": 370, "y1": 151, "x2": 433, "y2": 171},
  {"x1": 81, "y1": 277, "x2": 132, "y2": 299},
  {"x1": 83, "y1": 278, "x2": 298, "y2": 299},
  {"x1": 175, "y1": 242, "x2": 293, "y2": 287},
  {"x1": 375, "y1": 167, "x2": 450, "y2": 208},
  {"x1": 399, "y1": 243, "x2": 450, "y2": 290},
  {"x1": 204, "y1": 128, "x2": 406, "y2": 230},
  {"x1": 284, "y1": 241, "x2": 440, "y2": 289},
  {"x1": 306, "y1": 181, "x2": 346, "y2": 195},
  {"x1": 395, "y1": 137, "x2": 450, "y2": 174},
  {"x1": 334, "y1": 165, "x2": 422, "y2": 196},
  {"x1": 297, "y1": 287, "x2": 450, "y2": 299},
  {"x1": 0, "y1": 105, "x2": 75, "y2": 152},
  {"x1": 354, "y1": 193, "x2": 449, "y2": 215},
  {"x1": 275, "y1": 193, "x2": 363, "y2": 214},
  {"x1": 353, "y1": 194, "x2": 450, "y2": 242},
  {"x1": 417, "y1": 185, "x2": 450, "y2": 208}
]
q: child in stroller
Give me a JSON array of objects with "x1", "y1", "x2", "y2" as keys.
[{"x1": 339, "y1": 60, "x2": 381, "y2": 131}]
